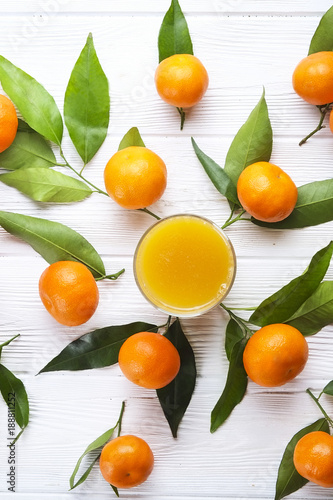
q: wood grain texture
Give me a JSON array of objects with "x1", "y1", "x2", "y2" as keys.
[{"x1": 1, "y1": 2, "x2": 333, "y2": 499}]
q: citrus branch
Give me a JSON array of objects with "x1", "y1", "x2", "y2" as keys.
[
  {"x1": 299, "y1": 103, "x2": 332, "y2": 146},
  {"x1": 306, "y1": 388, "x2": 333, "y2": 428}
]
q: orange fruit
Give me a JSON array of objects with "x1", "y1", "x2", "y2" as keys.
[
  {"x1": 100, "y1": 435, "x2": 154, "y2": 489},
  {"x1": 118, "y1": 331, "x2": 180, "y2": 389},
  {"x1": 294, "y1": 431, "x2": 333, "y2": 488},
  {"x1": 243, "y1": 324, "x2": 308, "y2": 387},
  {"x1": 39, "y1": 261, "x2": 99, "y2": 327},
  {"x1": 237, "y1": 161, "x2": 298, "y2": 223},
  {"x1": 104, "y1": 146, "x2": 167, "y2": 210},
  {"x1": 155, "y1": 54, "x2": 209, "y2": 108},
  {"x1": 292, "y1": 51, "x2": 333, "y2": 105},
  {"x1": 0, "y1": 94, "x2": 18, "y2": 153}
]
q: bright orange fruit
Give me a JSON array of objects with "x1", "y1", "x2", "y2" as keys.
[{"x1": 100, "y1": 435, "x2": 154, "y2": 489}]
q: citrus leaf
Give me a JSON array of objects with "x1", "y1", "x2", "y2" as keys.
[
  {"x1": 225, "y1": 318, "x2": 246, "y2": 362},
  {"x1": 157, "y1": 319, "x2": 196, "y2": 438},
  {"x1": 0, "y1": 121, "x2": 56, "y2": 170},
  {"x1": 70, "y1": 426, "x2": 116, "y2": 489},
  {"x1": 308, "y1": 6, "x2": 333, "y2": 55},
  {"x1": 0, "y1": 55, "x2": 63, "y2": 145},
  {"x1": 158, "y1": 0, "x2": 193, "y2": 63},
  {"x1": 0, "y1": 364, "x2": 29, "y2": 431},
  {"x1": 323, "y1": 380, "x2": 333, "y2": 396},
  {"x1": 275, "y1": 418, "x2": 329, "y2": 500},
  {"x1": 0, "y1": 168, "x2": 92, "y2": 202},
  {"x1": 224, "y1": 89, "x2": 272, "y2": 188},
  {"x1": 64, "y1": 33, "x2": 110, "y2": 164},
  {"x1": 110, "y1": 484, "x2": 119, "y2": 497},
  {"x1": 0, "y1": 211, "x2": 105, "y2": 278},
  {"x1": 286, "y1": 281, "x2": 333, "y2": 336},
  {"x1": 250, "y1": 241, "x2": 333, "y2": 327},
  {"x1": 210, "y1": 338, "x2": 248, "y2": 433},
  {"x1": 191, "y1": 138, "x2": 239, "y2": 205},
  {"x1": 252, "y1": 179, "x2": 333, "y2": 229},
  {"x1": 118, "y1": 127, "x2": 145, "y2": 150},
  {"x1": 39, "y1": 322, "x2": 158, "y2": 373}
]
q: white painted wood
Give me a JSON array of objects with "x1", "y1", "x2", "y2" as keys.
[{"x1": 1, "y1": 1, "x2": 333, "y2": 499}]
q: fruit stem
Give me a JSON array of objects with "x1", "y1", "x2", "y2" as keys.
[
  {"x1": 138, "y1": 207, "x2": 161, "y2": 220},
  {"x1": 221, "y1": 209, "x2": 251, "y2": 229},
  {"x1": 95, "y1": 269, "x2": 125, "y2": 282},
  {"x1": 0, "y1": 333, "x2": 20, "y2": 351},
  {"x1": 299, "y1": 103, "x2": 331, "y2": 146},
  {"x1": 306, "y1": 388, "x2": 333, "y2": 428},
  {"x1": 116, "y1": 400, "x2": 126, "y2": 437},
  {"x1": 177, "y1": 107, "x2": 186, "y2": 130},
  {"x1": 59, "y1": 149, "x2": 109, "y2": 197}
]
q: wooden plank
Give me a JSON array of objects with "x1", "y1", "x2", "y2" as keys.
[{"x1": 1, "y1": 0, "x2": 332, "y2": 14}]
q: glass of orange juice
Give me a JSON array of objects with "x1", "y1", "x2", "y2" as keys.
[{"x1": 134, "y1": 214, "x2": 236, "y2": 317}]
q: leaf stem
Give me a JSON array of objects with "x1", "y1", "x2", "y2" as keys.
[
  {"x1": 59, "y1": 149, "x2": 109, "y2": 197},
  {"x1": 226, "y1": 307, "x2": 257, "y2": 311},
  {"x1": 306, "y1": 388, "x2": 333, "y2": 428},
  {"x1": 221, "y1": 209, "x2": 251, "y2": 229},
  {"x1": 0, "y1": 334, "x2": 20, "y2": 350},
  {"x1": 116, "y1": 400, "x2": 126, "y2": 437},
  {"x1": 220, "y1": 303, "x2": 253, "y2": 337},
  {"x1": 138, "y1": 207, "x2": 161, "y2": 220},
  {"x1": 177, "y1": 107, "x2": 186, "y2": 130},
  {"x1": 80, "y1": 163, "x2": 87, "y2": 175},
  {"x1": 95, "y1": 269, "x2": 125, "y2": 282},
  {"x1": 299, "y1": 103, "x2": 332, "y2": 146}
]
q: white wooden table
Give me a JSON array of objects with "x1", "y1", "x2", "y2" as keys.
[{"x1": 1, "y1": 1, "x2": 333, "y2": 498}]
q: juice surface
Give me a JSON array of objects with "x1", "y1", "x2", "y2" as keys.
[{"x1": 134, "y1": 215, "x2": 236, "y2": 316}]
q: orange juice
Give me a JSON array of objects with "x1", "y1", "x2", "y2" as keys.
[{"x1": 134, "y1": 214, "x2": 236, "y2": 316}]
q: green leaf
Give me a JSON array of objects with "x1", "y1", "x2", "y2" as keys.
[
  {"x1": 118, "y1": 127, "x2": 145, "y2": 150},
  {"x1": 225, "y1": 318, "x2": 246, "y2": 362},
  {"x1": 64, "y1": 33, "x2": 110, "y2": 164},
  {"x1": 286, "y1": 281, "x2": 333, "y2": 336},
  {"x1": 0, "y1": 55, "x2": 63, "y2": 145},
  {"x1": 157, "y1": 319, "x2": 196, "y2": 438},
  {"x1": 250, "y1": 241, "x2": 333, "y2": 327},
  {"x1": 0, "y1": 121, "x2": 56, "y2": 171},
  {"x1": 275, "y1": 418, "x2": 329, "y2": 500},
  {"x1": 323, "y1": 380, "x2": 333, "y2": 396},
  {"x1": 110, "y1": 484, "x2": 119, "y2": 497},
  {"x1": 252, "y1": 179, "x2": 333, "y2": 229},
  {"x1": 39, "y1": 322, "x2": 158, "y2": 373},
  {"x1": 224, "y1": 89, "x2": 272, "y2": 190},
  {"x1": 70, "y1": 426, "x2": 116, "y2": 489},
  {"x1": 0, "y1": 364, "x2": 29, "y2": 431},
  {"x1": 308, "y1": 6, "x2": 333, "y2": 55},
  {"x1": 0, "y1": 168, "x2": 92, "y2": 202},
  {"x1": 191, "y1": 138, "x2": 239, "y2": 205},
  {"x1": 158, "y1": 0, "x2": 193, "y2": 63},
  {"x1": 211, "y1": 338, "x2": 248, "y2": 433},
  {"x1": 0, "y1": 211, "x2": 105, "y2": 279}
]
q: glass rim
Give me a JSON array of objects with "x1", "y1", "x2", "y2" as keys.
[{"x1": 133, "y1": 213, "x2": 237, "y2": 317}]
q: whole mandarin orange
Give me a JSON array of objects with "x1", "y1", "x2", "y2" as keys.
[
  {"x1": 39, "y1": 261, "x2": 99, "y2": 327},
  {"x1": 118, "y1": 331, "x2": 180, "y2": 389},
  {"x1": 243, "y1": 324, "x2": 308, "y2": 387},
  {"x1": 155, "y1": 54, "x2": 209, "y2": 108},
  {"x1": 294, "y1": 431, "x2": 333, "y2": 488},
  {"x1": 237, "y1": 161, "x2": 298, "y2": 223},
  {"x1": 0, "y1": 95, "x2": 18, "y2": 153},
  {"x1": 292, "y1": 51, "x2": 333, "y2": 105},
  {"x1": 104, "y1": 146, "x2": 167, "y2": 209},
  {"x1": 99, "y1": 435, "x2": 154, "y2": 489}
]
